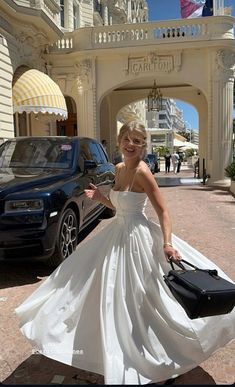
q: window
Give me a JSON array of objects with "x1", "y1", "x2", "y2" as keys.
[
  {"x1": 73, "y1": 4, "x2": 80, "y2": 29},
  {"x1": 88, "y1": 142, "x2": 103, "y2": 164},
  {"x1": 97, "y1": 144, "x2": 108, "y2": 163},
  {"x1": 80, "y1": 141, "x2": 92, "y2": 160},
  {"x1": 0, "y1": 138, "x2": 74, "y2": 169},
  {"x1": 59, "y1": 126, "x2": 66, "y2": 136},
  {"x1": 159, "y1": 114, "x2": 167, "y2": 120},
  {"x1": 94, "y1": 0, "x2": 102, "y2": 16},
  {"x1": 60, "y1": 0, "x2": 65, "y2": 27}
]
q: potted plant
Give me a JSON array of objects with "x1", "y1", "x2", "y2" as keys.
[{"x1": 225, "y1": 161, "x2": 235, "y2": 195}]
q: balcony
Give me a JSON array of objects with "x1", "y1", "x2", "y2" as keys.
[
  {"x1": 1, "y1": 0, "x2": 62, "y2": 41},
  {"x1": 48, "y1": 15, "x2": 234, "y2": 53}
]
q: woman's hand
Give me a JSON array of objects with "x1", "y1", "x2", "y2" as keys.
[
  {"x1": 84, "y1": 183, "x2": 102, "y2": 202},
  {"x1": 163, "y1": 245, "x2": 182, "y2": 264}
]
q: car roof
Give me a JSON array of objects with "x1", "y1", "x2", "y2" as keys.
[{"x1": 8, "y1": 136, "x2": 99, "y2": 142}]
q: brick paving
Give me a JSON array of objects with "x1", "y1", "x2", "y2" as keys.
[{"x1": 0, "y1": 166, "x2": 234, "y2": 385}]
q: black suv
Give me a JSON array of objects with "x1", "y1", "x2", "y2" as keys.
[{"x1": 0, "y1": 137, "x2": 115, "y2": 266}]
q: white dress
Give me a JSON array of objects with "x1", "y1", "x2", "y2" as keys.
[{"x1": 15, "y1": 189, "x2": 235, "y2": 385}]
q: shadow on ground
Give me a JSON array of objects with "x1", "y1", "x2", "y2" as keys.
[{"x1": 2, "y1": 354, "x2": 216, "y2": 385}]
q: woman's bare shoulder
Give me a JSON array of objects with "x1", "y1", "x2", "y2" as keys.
[
  {"x1": 115, "y1": 161, "x2": 125, "y2": 174},
  {"x1": 115, "y1": 161, "x2": 125, "y2": 170},
  {"x1": 137, "y1": 160, "x2": 152, "y2": 175},
  {"x1": 136, "y1": 160, "x2": 157, "y2": 186}
]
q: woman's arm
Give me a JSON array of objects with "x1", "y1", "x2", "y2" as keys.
[
  {"x1": 137, "y1": 163, "x2": 181, "y2": 263},
  {"x1": 84, "y1": 164, "x2": 122, "y2": 210},
  {"x1": 84, "y1": 183, "x2": 115, "y2": 209}
]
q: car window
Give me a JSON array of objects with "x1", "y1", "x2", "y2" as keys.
[
  {"x1": 88, "y1": 142, "x2": 103, "y2": 165},
  {"x1": 97, "y1": 144, "x2": 108, "y2": 163},
  {"x1": 80, "y1": 142, "x2": 93, "y2": 161},
  {"x1": 0, "y1": 139, "x2": 74, "y2": 169}
]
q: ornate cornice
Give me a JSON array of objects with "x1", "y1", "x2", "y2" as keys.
[
  {"x1": 215, "y1": 49, "x2": 235, "y2": 80},
  {"x1": 74, "y1": 59, "x2": 92, "y2": 90},
  {"x1": 11, "y1": 22, "x2": 48, "y2": 71},
  {"x1": 13, "y1": 22, "x2": 48, "y2": 48}
]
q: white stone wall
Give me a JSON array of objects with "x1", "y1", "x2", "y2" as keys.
[
  {"x1": 0, "y1": 35, "x2": 14, "y2": 138},
  {"x1": 81, "y1": 0, "x2": 93, "y2": 27}
]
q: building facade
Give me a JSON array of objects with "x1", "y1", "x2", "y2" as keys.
[
  {"x1": 146, "y1": 98, "x2": 190, "y2": 153},
  {"x1": 0, "y1": 0, "x2": 234, "y2": 184}
]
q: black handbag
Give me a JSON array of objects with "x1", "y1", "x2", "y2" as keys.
[{"x1": 163, "y1": 258, "x2": 235, "y2": 319}]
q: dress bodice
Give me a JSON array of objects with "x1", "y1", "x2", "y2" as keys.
[{"x1": 109, "y1": 188, "x2": 147, "y2": 218}]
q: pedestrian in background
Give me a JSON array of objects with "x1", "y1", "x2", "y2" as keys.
[
  {"x1": 164, "y1": 151, "x2": 171, "y2": 173},
  {"x1": 171, "y1": 151, "x2": 180, "y2": 174},
  {"x1": 112, "y1": 145, "x2": 123, "y2": 165},
  {"x1": 101, "y1": 139, "x2": 107, "y2": 152},
  {"x1": 177, "y1": 151, "x2": 183, "y2": 173}
]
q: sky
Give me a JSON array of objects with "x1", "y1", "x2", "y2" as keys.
[{"x1": 146, "y1": 0, "x2": 235, "y2": 130}]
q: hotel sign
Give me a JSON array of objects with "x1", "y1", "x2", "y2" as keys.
[{"x1": 126, "y1": 52, "x2": 182, "y2": 75}]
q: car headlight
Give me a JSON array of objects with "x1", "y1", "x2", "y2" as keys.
[{"x1": 5, "y1": 199, "x2": 44, "y2": 213}]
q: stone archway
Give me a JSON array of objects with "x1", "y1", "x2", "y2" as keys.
[{"x1": 99, "y1": 78, "x2": 207, "y2": 170}]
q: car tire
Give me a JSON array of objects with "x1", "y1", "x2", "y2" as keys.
[{"x1": 47, "y1": 208, "x2": 78, "y2": 267}]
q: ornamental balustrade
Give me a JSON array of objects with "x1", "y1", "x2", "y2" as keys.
[{"x1": 49, "y1": 16, "x2": 234, "y2": 52}]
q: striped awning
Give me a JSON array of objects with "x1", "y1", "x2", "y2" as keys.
[
  {"x1": 173, "y1": 138, "x2": 187, "y2": 147},
  {"x1": 13, "y1": 69, "x2": 68, "y2": 120}
]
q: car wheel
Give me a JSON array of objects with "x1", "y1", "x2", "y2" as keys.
[{"x1": 47, "y1": 208, "x2": 78, "y2": 267}]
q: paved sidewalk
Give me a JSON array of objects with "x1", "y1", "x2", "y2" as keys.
[{"x1": 0, "y1": 167, "x2": 234, "y2": 385}]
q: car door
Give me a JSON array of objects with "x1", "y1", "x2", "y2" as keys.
[
  {"x1": 78, "y1": 139, "x2": 114, "y2": 222},
  {"x1": 95, "y1": 142, "x2": 115, "y2": 198},
  {"x1": 85, "y1": 141, "x2": 112, "y2": 217},
  {"x1": 77, "y1": 139, "x2": 96, "y2": 220}
]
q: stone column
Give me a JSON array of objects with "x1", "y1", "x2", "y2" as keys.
[
  {"x1": 209, "y1": 50, "x2": 234, "y2": 185},
  {"x1": 102, "y1": 1, "x2": 109, "y2": 25},
  {"x1": 73, "y1": 59, "x2": 97, "y2": 138}
]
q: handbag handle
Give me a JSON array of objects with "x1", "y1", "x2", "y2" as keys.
[
  {"x1": 169, "y1": 257, "x2": 219, "y2": 277},
  {"x1": 169, "y1": 258, "x2": 200, "y2": 271}
]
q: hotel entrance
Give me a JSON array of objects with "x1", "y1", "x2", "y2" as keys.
[{"x1": 57, "y1": 96, "x2": 77, "y2": 136}]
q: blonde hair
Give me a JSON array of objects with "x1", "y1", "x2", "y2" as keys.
[{"x1": 117, "y1": 121, "x2": 147, "y2": 150}]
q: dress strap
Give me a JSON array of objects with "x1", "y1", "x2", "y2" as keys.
[{"x1": 128, "y1": 169, "x2": 138, "y2": 192}]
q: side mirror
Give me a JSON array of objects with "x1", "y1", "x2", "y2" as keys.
[{"x1": 84, "y1": 160, "x2": 97, "y2": 170}]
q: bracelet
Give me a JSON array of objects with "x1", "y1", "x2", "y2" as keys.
[{"x1": 163, "y1": 242, "x2": 173, "y2": 248}]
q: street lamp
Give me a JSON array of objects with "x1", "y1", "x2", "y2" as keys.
[{"x1": 147, "y1": 80, "x2": 163, "y2": 112}]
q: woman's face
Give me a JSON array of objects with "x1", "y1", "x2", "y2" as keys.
[{"x1": 119, "y1": 130, "x2": 145, "y2": 160}]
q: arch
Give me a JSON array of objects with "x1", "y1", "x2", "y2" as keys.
[{"x1": 99, "y1": 77, "x2": 208, "y2": 170}]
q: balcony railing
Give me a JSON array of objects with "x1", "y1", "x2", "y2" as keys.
[{"x1": 49, "y1": 16, "x2": 234, "y2": 52}]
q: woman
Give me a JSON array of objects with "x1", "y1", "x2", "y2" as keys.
[{"x1": 15, "y1": 121, "x2": 235, "y2": 385}]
